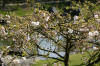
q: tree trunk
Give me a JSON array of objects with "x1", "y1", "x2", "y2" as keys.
[
  {"x1": 2, "y1": 0, "x2": 6, "y2": 8},
  {"x1": 0, "y1": 58, "x2": 3, "y2": 66},
  {"x1": 64, "y1": 52, "x2": 69, "y2": 66}
]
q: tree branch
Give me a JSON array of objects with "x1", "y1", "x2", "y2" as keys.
[
  {"x1": 36, "y1": 44, "x2": 64, "y2": 59},
  {"x1": 37, "y1": 54, "x2": 64, "y2": 62}
]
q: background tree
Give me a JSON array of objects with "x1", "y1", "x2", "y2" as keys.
[
  {"x1": 26, "y1": 1, "x2": 100, "y2": 66},
  {"x1": 1, "y1": 0, "x2": 27, "y2": 8},
  {"x1": 1, "y1": 0, "x2": 6, "y2": 8}
]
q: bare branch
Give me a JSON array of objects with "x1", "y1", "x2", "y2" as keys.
[
  {"x1": 37, "y1": 54, "x2": 64, "y2": 62},
  {"x1": 34, "y1": 28, "x2": 57, "y2": 43},
  {"x1": 36, "y1": 44, "x2": 64, "y2": 59}
]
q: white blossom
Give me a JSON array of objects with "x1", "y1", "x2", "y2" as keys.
[
  {"x1": 13, "y1": 38, "x2": 16, "y2": 41},
  {"x1": 79, "y1": 28, "x2": 89, "y2": 32},
  {"x1": 14, "y1": 25, "x2": 16, "y2": 27},
  {"x1": 88, "y1": 32, "x2": 93, "y2": 36},
  {"x1": 7, "y1": 20, "x2": 11, "y2": 23},
  {"x1": 0, "y1": 26, "x2": 7, "y2": 35},
  {"x1": 1, "y1": 55, "x2": 13, "y2": 64},
  {"x1": 93, "y1": 46, "x2": 98, "y2": 50},
  {"x1": 94, "y1": 14, "x2": 99, "y2": 19},
  {"x1": 6, "y1": 46, "x2": 10, "y2": 49},
  {"x1": 96, "y1": 19, "x2": 100, "y2": 23},
  {"x1": 31, "y1": 21, "x2": 40, "y2": 26},
  {"x1": 68, "y1": 28, "x2": 73, "y2": 33},
  {"x1": 45, "y1": 16, "x2": 50, "y2": 21},
  {"x1": 73, "y1": 16, "x2": 79, "y2": 24},
  {"x1": 22, "y1": 57, "x2": 26, "y2": 60},
  {"x1": 88, "y1": 31, "x2": 99, "y2": 37},
  {"x1": 6, "y1": 15, "x2": 10, "y2": 19},
  {"x1": 93, "y1": 31, "x2": 99, "y2": 35},
  {"x1": 41, "y1": 13, "x2": 46, "y2": 17},
  {"x1": 13, "y1": 59, "x2": 21, "y2": 63},
  {"x1": 74, "y1": 16, "x2": 79, "y2": 21},
  {"x1": 26, "y1": 34, "x2": 30, "y2": 41}
]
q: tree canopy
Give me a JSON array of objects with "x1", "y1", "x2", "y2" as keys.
[{"x1": 0, "y1": 0, "x2": 100, "y2": 66}]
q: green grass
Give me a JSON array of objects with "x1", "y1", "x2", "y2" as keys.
[
  {"x1": 0, "y1": 6, "x2": 33, "y2": 16},
  {"x1": 13, "y1": 8, "x2": 33, "y2": 16},
  {"x1": 32, "y1": 53, "x2": 86, "y2": 66},
  {"x1": 69, "y1": 54, "x2": 84, "y2": 66},
  {"x1": 0, "y1": 10, "x2": 7, "y2": 15},
  {"x1": 32, "y1": 59, "x2": 57, "y2": 66}
]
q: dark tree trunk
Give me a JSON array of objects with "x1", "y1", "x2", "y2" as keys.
[
  {"x1": 0, "y1": 58, "x2": 3, "y2": 66},
  {"x1": 64, "y1": 52, "x2": 69, "y2": 66},
  {"x1": 2, "y1": 0, "x2": 6, "y2": 8}
]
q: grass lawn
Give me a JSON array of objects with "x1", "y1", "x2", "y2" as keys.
[
  {"x1": 0, "y1": 6, "x2": 34, "y2": 16},
  {"x1": 32, "y1": 53, "x2": 86, "y2": 66}
]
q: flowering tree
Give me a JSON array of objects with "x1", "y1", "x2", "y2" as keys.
[
  {"x1": 0, "y1": 14, "x2": 38, "y2": 56},
  {"x1": 27, "y1": 1, "x2": 100, "y2": 66},
  {"x1": 0, "y1": 0, "x2": 100, "y2": 66}
]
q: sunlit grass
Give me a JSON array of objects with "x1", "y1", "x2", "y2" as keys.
[
  {"x1": 0, "y1": 7, "x2": 33, "y2": 16},
  {"x1": 13, "y1": 8, "x2": 33, "y2": 16},
  {"x1": 32, "y1": 53, "x2": 86, "y2": 66}
]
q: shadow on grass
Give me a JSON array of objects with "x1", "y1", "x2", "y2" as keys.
[{"x1": 71, "y1": 63, "x2": 85, "y2": 66}]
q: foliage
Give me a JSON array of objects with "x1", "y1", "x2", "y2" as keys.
[{"x1": 0, "y1": 0, "x2": 100, "y2": 66}]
